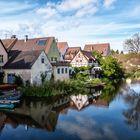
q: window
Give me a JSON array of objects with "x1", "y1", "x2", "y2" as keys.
[
  {"x1": 54, "y1": 57, "x2": 57, "y2": 61},
  {"x1": 62, "y1": 68, "x2": 64, "y2": 74},
  {"x1": 57, "y1": 68, "x2": 60, "y2": 74},
  {"x1": 41, "y1": 57, "x2": 44, "y2": 63},
  {"x1": 37, "y1": 39, "x2": 47, "y2": 46},
  {"x1": 51, "y1": 57, "x2": 53, "y2": 61},
  {"x1": 65, "y1": 68, "x2": 67, "y2": 73},
  {"x1": 0, "y1": 55, "x2": 3, "y2": 63}
]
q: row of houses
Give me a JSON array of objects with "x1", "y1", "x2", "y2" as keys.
[{"x1": 0, "y1": 35, "x2": 110, "y2": 85}]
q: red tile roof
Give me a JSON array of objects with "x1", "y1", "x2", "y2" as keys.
[
  {"x1": 64, "y1": 47, "x2": 81, "y2": 61},
  {"x1": 11, "y1": 37, "x2": 55, "y2": 55},
  {"x1": 57, "y1": 42, "x2": 68, "y2": 54},
  {"x1": 1, "y1": 38, "x2": 17, "y2": 51},
  {"x1": 84, "y1": 43, "x2": 110, "y2": 56}
]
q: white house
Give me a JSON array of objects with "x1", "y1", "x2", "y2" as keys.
[
  {"x1": 0, "y1": 40, "x2": 8, "y2": 71},
  {"x1": 51, "y1": 61, "x2": 70, "y2": 81},
  {"x1": 3, "y1": 50, "x2": 52, "y2": 85},
  {"x1": 70, "y1": 50, "x2": 98, "y2": 67},
  {"x1": 70, "y1": 94, "x2": 89, "y2": 110}
]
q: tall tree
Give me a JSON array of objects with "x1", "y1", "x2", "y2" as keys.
[{"x1": 124, "y1": 33, "x2": 140, "y2": 53}]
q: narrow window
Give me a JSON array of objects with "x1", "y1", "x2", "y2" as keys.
[
  {"x1": 55, "y1": 57, "x2": 57, "y2": 61},
  {"x1": 51, "y1": 57, "x2": 53, "y2": 61},
  {"x1": 65, "y1": 68, "x2": 67, "y2": 73},
  {"x1": 41, "y1": 57, "x2": 44, "y2": 63},
  {"x1": 57, "y1": 68, "x2": 60, "y2": 74},
  {"x1": 62, "y1": 68, "x2": 64, "y2": 74}
]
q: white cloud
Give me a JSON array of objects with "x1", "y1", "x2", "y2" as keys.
[
  {"x1": 104, "y1": 0, "x2": 116, "y2": 8},
  {"x1": 59, "y1": 116, "x2": 118, "y2": 140},
  {"x1": 36, "y1": 0, "x2": 99, "y2": 19},
  {"x1": 0, "y1": 1, "x2": 37, "y2": 15},
  {"x1": 58, "y1": 0, "x2": 97, "y2": 12}
]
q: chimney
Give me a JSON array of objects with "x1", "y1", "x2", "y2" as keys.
[
  {"x1": 11, "y1": 35, "x2": 16, "y2": 39},
  {"x1": 24, "y1": 35, "x2": 28, "y2": 42}
]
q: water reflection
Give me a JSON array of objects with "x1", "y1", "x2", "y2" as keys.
[
  {"x1": 0, "y1": 86, "x2": 105, "y2": 133},
  {"x1": 123, "y1": 83, "x2": 140, "y2": 130},
  {"x1": 0, "y1": 82, "x2": 140, "y2": 140}
]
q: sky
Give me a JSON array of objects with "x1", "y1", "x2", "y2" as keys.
[{"x1": 0, "y1": 0, "x2": 140, "y2": 51}]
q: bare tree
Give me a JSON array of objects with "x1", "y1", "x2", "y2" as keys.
[{"x1": 124, "y1": 33, "x2": 140, "y2": 53}]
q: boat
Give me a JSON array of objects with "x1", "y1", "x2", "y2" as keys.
[
  {"x1": 0, "y1": 100, "x2": 20, "y2": 104},
  {"x1": 0, "y1": 103, "x2": 15, "y2": 109},
  {"x1": 0, "y1": 90, "x2": 22, "y2": 100}
]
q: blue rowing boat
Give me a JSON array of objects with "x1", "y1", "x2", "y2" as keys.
[
  {"x1": 0, "y1": 103, "x2": 14, "y2": 109},
  {"x1": 0, "y1": 90, "x2": 22, "y2": 100}
]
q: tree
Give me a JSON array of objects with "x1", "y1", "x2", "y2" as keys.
[
  {"x1": 92, "y1": 50, "x2": 102, "y2": 61},
  {"x1": 100, "y1": 56, "x2": 124, "y2": 80},
  {"x1": 124, "y1": 33, "x2": 140, "y2": 54}
]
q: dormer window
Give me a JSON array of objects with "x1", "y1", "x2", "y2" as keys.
[
  {"x1": 0, "y1": 55, "x2": 3, "y2": 63},
  {"x1": 37, "y1": 39, "x2": 47, "y2": 46}
]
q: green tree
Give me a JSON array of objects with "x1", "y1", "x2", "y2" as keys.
[
  {"x1": 92, "y1": 50, "x2": 102, "y2": 61},
  {"x1": 100, "y1": 56, "x2": 124, "y2": 80}
]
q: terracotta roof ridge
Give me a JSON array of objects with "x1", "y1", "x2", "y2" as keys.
[{"x1": 85, "y1": 43, "x2": 110, "y2": 45}]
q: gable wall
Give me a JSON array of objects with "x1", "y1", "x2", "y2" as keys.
[
  {"x1": 0, "y1": 42, "x2": 8, "y2": 67},
  {"x1": 31, "y1": 51, "x2": 52, "y2": 85},
  {"x1": 47, "y1": 40, "x2": 60, "y2": 61},
  {"x1": 70, "y1": 51, "x2": 88, "y2": 67}
]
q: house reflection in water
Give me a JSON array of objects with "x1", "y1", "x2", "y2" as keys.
[
  {"x1": 0, "y1": 86, "x2": 110, "y2": 133},
  {"x1": 70, "y1": 94, "x2": 89, "y2": 110}
]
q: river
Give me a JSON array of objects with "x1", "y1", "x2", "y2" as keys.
[{"x1": 0, "y1": 81, "x2": 140, "y2": 140}]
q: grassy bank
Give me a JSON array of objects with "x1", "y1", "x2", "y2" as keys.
[{"x1": 19, "y1": 78, "x2": 103, "y2": 97}]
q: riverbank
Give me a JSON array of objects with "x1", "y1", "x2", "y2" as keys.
[
  {"x1": 19, "y1": 79, "x2": 106, "y2": 97},
  {"x1": 19, "y1": 78, "x2": 121, "y2": 97}
]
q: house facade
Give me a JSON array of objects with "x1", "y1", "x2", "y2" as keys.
[
  {"x1": 57, "y1": 42, "x2": 69, "y2": 61},
  {"x1": 0, "y1": 40, "x2": 8, "y2": 70},
  {"x1": 3, "y1": 50, "x2": 52, "y2": 85},
  {"x1": 51, "y1": 62, "x2": 70, "y2": 81},
  {"x1": 84, "y1": 43, "x2": 110, "y2": 57},
  {"x1": 70, "y1": 50, "x2": 98, "y2": 67}
]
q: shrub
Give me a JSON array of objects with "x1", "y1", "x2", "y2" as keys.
[
  {"x1": 0, "y1": 72, "x2": 4, "y2": 84},
  {"x1": 14, "y1": 75, "x2": 23, "y2": 86}
]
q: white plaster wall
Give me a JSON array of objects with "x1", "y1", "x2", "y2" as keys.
[
  {"x1": 4, "y1": 69, "x2": 31, "y2": 83},
  {"x1": 31, "y1": 51, "x2": 52, "y2": 85},
  {"x1": 0, "y1": 43, "x2": 8, "y2": 67},
  {"x1": 53, "y1": 66, "x2": 70, "y2": 81},
  {"x1": 70, "y1": 51, "x2": 88, "y2": 67}
]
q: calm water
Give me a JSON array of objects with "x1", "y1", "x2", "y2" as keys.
[{"x1": 0, "y1": 81, "x2": 140, "y2": 140}]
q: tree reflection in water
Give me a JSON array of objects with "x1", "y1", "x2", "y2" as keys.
[
  {"x1": 123, "y1": 85, "x2": 140, "y2": 130},
  {"x1": 0, "y1": 82, "x2": 119, "y2": 134}
]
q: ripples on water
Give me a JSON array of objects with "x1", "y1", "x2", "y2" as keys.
[{"x1": 0, "y1": 82, "x2": 140, "y2": 140}]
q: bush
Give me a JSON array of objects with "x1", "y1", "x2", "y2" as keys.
[
  {"x1": 14, "y1": 75, "x2": 23, "y2": 86},
  {"x1": 0, "y1": 72, "x2": 4, "y2": 84}
]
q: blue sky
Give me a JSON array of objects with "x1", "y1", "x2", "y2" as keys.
[{"x1": 0, "y1": 0, "x2": 140, "y2": 51}]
